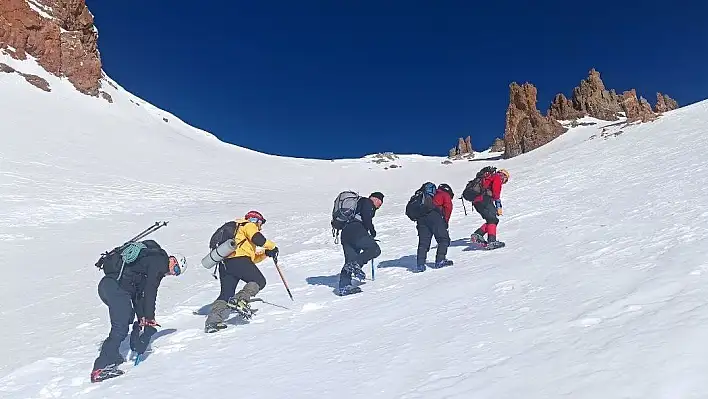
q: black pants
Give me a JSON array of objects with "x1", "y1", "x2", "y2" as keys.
[
  {"x1": 474, "y1": 196, "x2": 499, "y2": 225},
  {"x1": 93, "y1": 277, "x2": 135, "y2": 370},
  {"x1": 416, "y1": 211, "x2": 450, "y2": 265},
  {"x1": 217, "y1": 256, "x2": 267, "y2": 302},
  {"x1": 339, "y1": 222, "x2": 381, "y2": 287},
  {"x1": 341, "y1": 222, "x2": 381, "y2": 266}
]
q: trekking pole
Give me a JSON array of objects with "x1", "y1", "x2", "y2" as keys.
[
  {"x1": 272, "y1": 254, "x2": 294, "y2": 301},
  {"x1": 460, "y1": 197, "x2": 467, "y2": 216},
  {"x1": 371, "y1": 259, "x2": 375, "y2": 281},
  {"x1": 130, "y1": 221, "x2": 168, "y2": 242},
  {"x1": 249, "y1": 297, "x2": 291, "y2": 310},
  {"x1": 96, "y1": 221, "x2": 168, "y2": 269}
]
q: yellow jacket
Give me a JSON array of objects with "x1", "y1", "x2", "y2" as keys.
[{"x1": 227, "y1": 219, "x2": 277, "y2": 264}]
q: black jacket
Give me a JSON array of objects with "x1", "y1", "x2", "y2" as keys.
[
  {"x1": 354, "y1": 197, "x2": 377, "y2": 237},
  {"x1": 111, "y1": 240, "x2": 169, "y2": 320}
]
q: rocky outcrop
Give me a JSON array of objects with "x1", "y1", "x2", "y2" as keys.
[
  {"x1": 22, "y1": 72, "x2": 50, "y2": 91},
  {"x1": 569, "y1": 69, "x2": 623, "y2": 121},
  {"x1": 654, "y1": 92, "x2": 678, "y2": 113},
  {"x1": 548, "y1": 93, "x2": 584, "y2": 120},
  {"x1": 488, "y1": 137, "x2": 505, "y2": 152},
  {"x1": 0, "y1": 62, "x2": 14, "y2": 73},
  {"x1": 0, "y1": 0, "x2": 101, "y2": 95},
  {"x1": 545, "y1": 68, "x2": 679, "y2": 124},
  {"x1": 504, "y1": 82, "x2": 567, "y2": 158},
  {"x1": 448, "y1": 136, "x2": 473, "y2": 158},
  {"x1": 619, "y1": 89, "x2": 656, "y2": 122},
  {"x1": 0, "y1": 61, "x2": 51, "y2": 91}
]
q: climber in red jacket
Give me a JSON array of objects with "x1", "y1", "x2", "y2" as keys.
[
  {"x1": 471, "y1": 169, "x2": 509, "y2": 247},
  {"x1": 413, "y1": 183, "x2": 454, "y2": 272}
]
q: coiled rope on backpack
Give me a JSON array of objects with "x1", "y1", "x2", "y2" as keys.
[{"x1": 117, "y1": 241, "x2": 147, "y2": 280}]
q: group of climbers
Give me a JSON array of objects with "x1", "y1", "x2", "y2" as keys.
[
  {"x1": 331, "y1": 166, "x2": 509, "y2": 294},
  {"x1": 88, "y1": 165, "x2": 509, "y2": 382}
]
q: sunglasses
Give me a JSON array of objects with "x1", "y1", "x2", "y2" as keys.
[
  {"x1": 248, "y1": 217, "x2": 266, "y2": 225},
  {"x1": 169, "y1": 257, "x2": 182, "y2": 276}
]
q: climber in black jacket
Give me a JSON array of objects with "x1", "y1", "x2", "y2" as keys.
[
  {"x1": 338, "y1": 192, "x2": 384, "y2": 295},
  {"x1": 91, "y1": 240, "x2": 187, "y2": 383}
]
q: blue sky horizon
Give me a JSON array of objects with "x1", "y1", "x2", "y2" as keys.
[{"x1": 86, "y1": 1, "x2": 708, "y2": 160}]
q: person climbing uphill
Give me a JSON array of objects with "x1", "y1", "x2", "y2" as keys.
[
  {"x1": 337, "y1": 192, "x2": 384, "y2": 296},
  {"x1": 91, "y1": 240, "x2": 186, "y2": 383},
  {"x1": 470, "y1": 168, "x2": 509, "y2": 248},
  {"x1": 414, "y1": 183, "x2": 454, "y2": 272},
  {"x1": 204, "y1": 211, "x2": 278, "y2": 333}
]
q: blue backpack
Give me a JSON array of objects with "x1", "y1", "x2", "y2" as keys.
[{"x1": 405, "y1": 182, "x2": 437, "y2": 221}]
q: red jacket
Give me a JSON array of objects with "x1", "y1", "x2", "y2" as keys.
[
  {"x1": 433, "y1": 189, "x2": 453, "y2": 223},
  {"x1": 473, "y1": 173, "x2": 503, "y2": 203}
]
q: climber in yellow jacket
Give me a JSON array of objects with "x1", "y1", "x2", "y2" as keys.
[{"x1": 205, "y1": 210, "x2": 278, "y2": 333}]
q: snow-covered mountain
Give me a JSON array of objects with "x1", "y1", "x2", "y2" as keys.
[{"x1": 3, "y1": 49, "x2": 708, "y2": 398}]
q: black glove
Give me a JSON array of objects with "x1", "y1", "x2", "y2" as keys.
[
  {"x1": 133, "y1": 326, "x2": 157, "y2": 355},
  {"x1": 129, "y1": 321, "x2": 142, "y2": 352},
  {"x1": 370, "y1": 229, "x2": 376, "y2": 238},
  {"x1": 265, "y1": 247, "x2": 279, "y2": 258}
]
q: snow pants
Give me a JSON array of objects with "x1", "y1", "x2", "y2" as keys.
[
  {"x1": 416, "y1": 211, "x2": 450, "y2": 266},
  {"x1": 205, "y1": 256, "x2": 265, "y2": 325},
  {"x1": 93, "y1": 277, "x2": 135, "y2": 370},
  {"x1": 473, "y1": 196, "x2": 499, "y2": 241},
  {"x1": 339, "y1": 222, "x2": 381, "y2": 287},
  {"x1": 340, "y1": 222, "x2": 381, "y2": 266}
]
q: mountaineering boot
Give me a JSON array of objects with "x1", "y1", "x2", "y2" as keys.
[
  {"x1": 204, "y1": 299, "x2": 231, "y2": 333},
  {"x1": 431, "y1": 259, "x2": 453, "y2": 269},
  {"x1": 227, "y1": 282, "x2": 260, "y2": 320},
  {"x1": 90, "y1": 364, "x2": 124, "y2": 383},
  {"x1": 412, "y1": 264, "x2": 426, "y2": 273},
  {"x1": 485, "y1": 240, "x2": 506, "y2": 250},
  {"x1": 471, "y1": 232, "x2": 487, "y2": 245},
  {"x1": 343, "y1": 261, "x2": 365, "y2": 280},
  {"x1": 227, "y1": 297, "x2": 254, "y2": 320},
  {"x1": 205, "y1": 321, "x2": 228, "y2": 333},
  {"x1": 338, "y1": 285, "x2": 362, "y2": 296}
]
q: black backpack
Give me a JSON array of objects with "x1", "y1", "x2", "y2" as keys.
[
  {"x1": 209, "y1": 221, "x2": 239, "y2": 250},
  {"x1": 405, "y1": 182, "x2": 437, "y2": 221},
  {"x1": 462, "y1": 166, "x2": 497, "y2": 201},
  {"x1": 97, "y1": 239, "x2": 162, "y2": 277}
]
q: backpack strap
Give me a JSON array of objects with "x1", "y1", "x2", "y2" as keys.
[{"x1": 211, "y1": 234, "x2": 249, "y2": 279}]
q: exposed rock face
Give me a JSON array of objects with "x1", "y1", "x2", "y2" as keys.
[
  {"x1": 489, "y1": 137, "x2": 505, "y2": 152},
  {"x1": 0, "y1": 0, "x2": 101, "y2": 95},
  {"x1": 619, "y1": 89, "x2": 656, "y2": 122},
  {"x1": 0, "y1": 61, "x2": 14, "y2": 72},
  {"x1": 504, "y1": 82, "x2": 567, "y2": 158},
  {"x1": 22, "y1": 72, "x2": 50, "y2": 91},
  {"x1": 0, "y1": 61, "x2": 51, "y2": 91},
  {"x1": 570, "y1": 69, "x2": 623, "y2": 121},
  {"x1": 654, "y1": 92, "x2": 679, "y2": 113},
  {"x1": 548, "y1": 93, "x2": 584, "y2": 120},
  {"x1": 448, "y1": 136, "x2": 474, "y2": 159},
  {"x1": 545, "y1": 68, "x2": 679, "y2": 124}
]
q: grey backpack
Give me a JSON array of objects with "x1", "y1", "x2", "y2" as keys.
[{"x1": 331, "y1": 191, "x2": 361, "y2": 242}]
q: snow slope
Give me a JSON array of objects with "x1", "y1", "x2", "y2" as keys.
[{"x1": 2, "y1": 54, "x2": 708, "y2": 398}]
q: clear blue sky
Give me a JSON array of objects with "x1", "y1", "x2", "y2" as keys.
[{"x1": 86, "y1": 1, "x2": 708, "y2": 159}]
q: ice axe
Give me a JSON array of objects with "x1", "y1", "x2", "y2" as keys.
[
  {"x1": 272, "y1": 253, "x2": 294, "y2": 301},
  {"x1": 371, "y1": 239, "x2": 380, "y2": 280}
]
